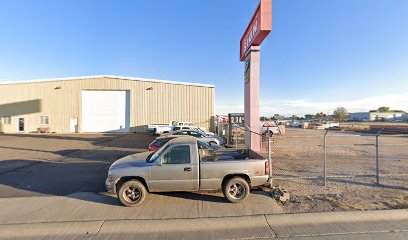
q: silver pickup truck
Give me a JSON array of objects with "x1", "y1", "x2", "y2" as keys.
[{"x1": 106, "y1": 136, "x2": 269, "y2": 207}]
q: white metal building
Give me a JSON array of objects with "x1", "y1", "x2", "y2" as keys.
[{"x1": 0, "y1": 75, "x2": 215, "y2": 133}]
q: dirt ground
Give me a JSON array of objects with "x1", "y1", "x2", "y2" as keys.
[{"x1": 263, "y1": 128, "x2": 408, "y2": 213}]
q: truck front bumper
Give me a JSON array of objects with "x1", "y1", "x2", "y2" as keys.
[{"x1": 105, "y1": 177, "x2": 115, "y2": 193}]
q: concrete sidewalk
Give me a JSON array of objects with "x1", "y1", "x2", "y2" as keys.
[
  {"x1": 0, "y1": 209, "x2": 407, "y2": 240},
  {"x1": 0, "y1": 191, "x2": 282, "y2": 224}
]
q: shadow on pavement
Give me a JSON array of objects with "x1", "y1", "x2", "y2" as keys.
[
  {"x1": 0, "y1": 132, "x2": 156, "y2": 149},
  {"x1": 327, "y1": 178, "x2": 408, "y2": 191},
  {"x1": 156, "y1": 192, "x2": 227, "y2": 203}
]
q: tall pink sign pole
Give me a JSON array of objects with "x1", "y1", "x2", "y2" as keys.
[
  {"x1": 244, "y1": 46, "x2": 261, "y2": 151},
  {"x1": 240, "y1": 0, "x2": 272, "y2": 151}
]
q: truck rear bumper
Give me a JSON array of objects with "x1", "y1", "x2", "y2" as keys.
[{"x1": 251, "y1": 175, "x2": 269, "y2": 187}]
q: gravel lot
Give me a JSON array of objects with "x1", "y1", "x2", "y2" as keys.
[{"x1": 264, "y1": 128, "x2": 408, "y2": 213}]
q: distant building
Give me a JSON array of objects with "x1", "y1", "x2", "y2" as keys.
[
  {"x1": 348, "y1": 112, "x2": 370, "y2": 121},
  {"x1": 349, "y1": 111, "x2": 406, "y2": 122}
]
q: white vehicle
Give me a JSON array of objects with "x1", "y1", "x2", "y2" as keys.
[
  {"x1": 170, "y1": 125, "x2": 213, "y2": 135},
  {"x1": 147, "y1": 121, "x2": 210, "y2": 135},
  {"x1": 260, "y1": 121, "x2": 281, "y2": 135},
  {"x1": 147, "y1": 123, "x2": 172, "y2": 135},
  {"x1": 164, "y1": 129, "x2": 223, "y2": 145}
]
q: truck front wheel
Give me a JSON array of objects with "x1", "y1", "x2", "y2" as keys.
[
  {"x1": 118, "y1": 180, "x2": 147, "y2": 207},
  {"x1": 223, "y1": 177, "x2": 250, "y2": 203}
]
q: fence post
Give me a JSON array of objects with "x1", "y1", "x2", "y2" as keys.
[
  {"x1": 227, "y1": 124, "x2": 230, "y2": 146},
  {"x1": 267, "y1": 127, "x2": 273, "y2": 187},
  {"x1": 375, "y1": 128, "x2": 384, "y2": 185},
  {"x1": 323, "y1": 130, "x2": 328, "y2": 186},
  {"x1": 235, "y1": 130, "x2": 238, "y2": 149}
]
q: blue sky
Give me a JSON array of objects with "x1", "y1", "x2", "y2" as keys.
[{"x1": 0, "y1": 0, "x2": 407, "y2": 116}]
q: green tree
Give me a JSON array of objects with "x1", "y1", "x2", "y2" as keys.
[
  {"x1": 315, "y1": 112, "x2": 326, "y2": 121},
  {"x1": 378, "y1": 107, "x2": 390, "y2": 112},
  {"x1": 333, "y1": 107, "x2": 348, "y2": 122}
]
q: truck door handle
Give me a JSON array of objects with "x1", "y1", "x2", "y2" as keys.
[{"x1": 184, "y1": 167, "x2": 192, "y2": 172}]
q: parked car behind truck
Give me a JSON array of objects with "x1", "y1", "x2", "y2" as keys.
[
  {"x1": 149, "y1": 136, "x2": 223, "y2": 152},
  {"x1": 147, "y1": 121, "x2": 210, "y2": 135},
  {"x1": 164, "y1": 129, "x2": 224, "y2": 145},
  {"x1": 106, "y1": 136, "x2": 269, "y2": 207}
]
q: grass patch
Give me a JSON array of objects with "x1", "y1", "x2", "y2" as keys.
[{"x1": 392, "y1": 203, "x2": 408, "y2": 209}]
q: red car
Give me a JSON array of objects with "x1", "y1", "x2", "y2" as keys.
[{"x1": 148, "y1": 136, "x2": 178, "y2": 151}]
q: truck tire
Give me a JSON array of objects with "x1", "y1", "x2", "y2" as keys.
[
  {"x1": 223, "y1": 177, "x2": 250, "y2": 203},
  {"x1": 118, "y1": 180, "x2": 147, "y2": 207}
]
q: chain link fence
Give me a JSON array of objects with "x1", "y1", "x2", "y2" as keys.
[
  {"x1": 264, "y1": 130, "x2": 408, "y2": 186},
  {"x1": 214, "y1": 121, "x2": 407, "y2": 187},
  {"x1": 215, "y1": 123, "x2": 246, "y2": 147}
]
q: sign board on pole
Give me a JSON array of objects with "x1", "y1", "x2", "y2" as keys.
[
  {"x1": 228, "y1": 113, "x2": 245, "y2": 125},
  {"x1": 239, "y1": 0, "x2": 272, "y2": 61}
]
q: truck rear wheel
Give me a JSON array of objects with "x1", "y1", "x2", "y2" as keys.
[
  {"x1": 223, "y1": 177, "x2": 250, "y2": 203},
  {"x1": 118, "y1": 180, "x2": 147, "y2": 207}
]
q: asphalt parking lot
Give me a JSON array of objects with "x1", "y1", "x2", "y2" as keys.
[
  {"x1": 0, "y1": 132, "x2": 283, "y2": 217},
  {"x1": 0, "y1": 133, "x2": 156, "y2": 198}
]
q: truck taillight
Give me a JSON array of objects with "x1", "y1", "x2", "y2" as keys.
[{"x1": 265, "y1": 161, "x2": 270, "y2": 176}]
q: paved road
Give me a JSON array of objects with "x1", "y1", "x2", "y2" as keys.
[
  {"x1": 1, "y1": 208, "x2": 407, "y2": 240},
  {"x1": 0, "y1": 133, "x2": 154, "y2": 197}
]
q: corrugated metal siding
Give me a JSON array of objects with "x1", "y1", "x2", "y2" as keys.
[{"x1": 0, "y1": 77, "x2": 214, "y2": 133}]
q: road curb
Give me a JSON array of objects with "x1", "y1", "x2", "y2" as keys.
[
  {"x1": 265, "y1": 209, "x2": 408, "y2": 238},
  {"x1": 0, "y1": 220, "x2": 104, "y2": 240},
  {"x1": 0, "y1": 216, "x2": 274, "y2": 240},
  {"x1": 0, "y1": 210, "x2": 407, "y2": 240}
]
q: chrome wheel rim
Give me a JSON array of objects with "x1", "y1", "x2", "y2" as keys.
[
  {"x1": 123, "y1": 186, "x2": 142, "y2": 203},
  {"x1": 228, "y1": 182, "x2": 245, "y2": 199}
]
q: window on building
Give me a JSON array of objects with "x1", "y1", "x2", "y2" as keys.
[
  {"x1": 2, "y1": 116, "x2": 11, "y2": 125},
  {"x1": 40, "y1": 116, "x2": 50, "y2": 125}
]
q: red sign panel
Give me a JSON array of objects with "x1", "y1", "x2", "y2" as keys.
[{"x1": 240, "y1": 0, "x2": 272, "y2": 61}]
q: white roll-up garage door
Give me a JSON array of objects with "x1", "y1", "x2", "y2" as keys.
[{"x1": 81, "y1": 90, "x2": 130, "y2": 132}]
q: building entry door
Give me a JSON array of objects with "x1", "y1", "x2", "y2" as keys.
[
  {"x1": 70, "y1": 117, "x2": 78, "y2": 133},
  {"x1": 18, "y1": 117, "x2": 25, "y2": 132}
]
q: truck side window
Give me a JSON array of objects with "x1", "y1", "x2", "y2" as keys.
[
  {"x1": 162, "y1": 145, "x2": 191, "y2": 164},
  {"x1": 173, "y1": 127, "x2": 181, "y2": 131}
]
